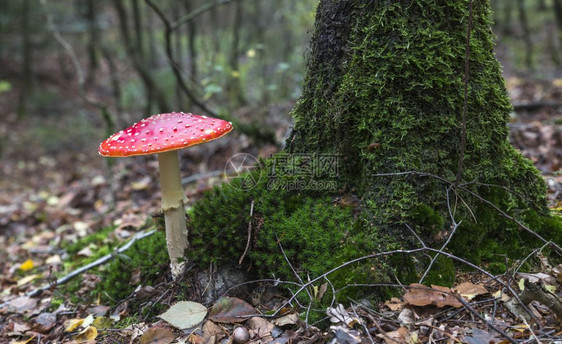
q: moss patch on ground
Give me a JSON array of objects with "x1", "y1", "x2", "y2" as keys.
[{"x1": 58, "y1": 227, "x2": 168, "y2": 305}]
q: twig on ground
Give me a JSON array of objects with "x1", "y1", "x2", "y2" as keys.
[
  {"x1": 239, "y1": 200, "x2": 254, "y2": 265},
  {"x1": 350, "y1": 304, "x2": 375, "y2": 344},
  {"x1": 276, "y1": 233, "x2": 314, "y2": 325},
  {"x1": 420, "y1": 187, "x2": 461, "y2": 283},
  {"x1": 20, "y1": 228, "x2": 157, "y2": 300},
  {"x1": 456, "y1": 296, "x2": 517, "y2": 344},
  {"x1": 521, "y1": 317, "x2": 541, "y2": 344},
  {"x1": 364, "y1": 312, "x2": 402, "y2": 344},
  {"x1": 457, "y1": 185, "x2": 561, "y2": 255},
  {"x1": 423, "y1": 323, "x2": 463, "y2": 343},
  {"x1": 373, "y1": 170, "x2": 562, "y2": 255}
]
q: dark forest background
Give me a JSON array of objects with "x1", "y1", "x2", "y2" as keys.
[{"x1": 0, "y1": 0, "x2": 561, "y2": 162}]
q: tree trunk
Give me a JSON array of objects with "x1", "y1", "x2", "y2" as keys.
[
  {"x1": 517, "y1": 0, "x2": 533, "y2": 68},
  {"x1": 287, "y1": 0, "x2": 550, "y2": 254},
  {"x1": 18, "y1": 0, "x2": 32, "y2": 119},
  {"x1": 228, "y1": 0, "x2": 246, "y2": 107},
  {"x1": 188, "y1": 0, "x2": 560, "y2": 293},
  {"x1": 502, "y1": 0, "x2": 513, "y2": 35},
  {"x1": 131, "y1": 0, "x2": 144, "y2": 61},
  {"x1": 113, "y1": 0, "x2": 168, "y2": 113},
  {"x1": 85, "y1": 0, "x2": 99, "y2": 87},
  {"x1": 183, "y1": 0, "x2": 198, "y2": 82},
  {"x1": 554, "y1": 0, "x2": 562, "y2": 47},
  {"x1": 173, "y1": 1, "x2": 184, "y2": 108}
]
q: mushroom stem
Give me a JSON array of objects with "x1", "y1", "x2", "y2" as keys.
[{"x1": 157, "y1": 150, "x2": 188, "y2": 278}]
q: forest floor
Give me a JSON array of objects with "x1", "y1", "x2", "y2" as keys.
[{"x1": 1, "y1": 66, "x2": 562, "y2": 343}]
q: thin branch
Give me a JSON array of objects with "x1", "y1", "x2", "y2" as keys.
[
  {"x1": 170, "y1": 0, "x2": 237, "y2": 32},
  {"x1": 457, "y1": 185, "x2": 562, "y2": 255},
  {"x1": 263, "y1": 244, "x2": 539, "y2": 325},
  {"x1": 238, "y1": 200, "x2": 254, "y2": 265},
  {"x1": 456, "y1": 296, "x2": 517, "y2": 344},
  {"x1": 374, "y1": 170, "x2": 562, "y2": 255},
  {"x1": 40, "y1": 0, "x2": 112, "y2": 121},
  {"x1": 275, "y1": 233, "x2": 314, "y2": 325},
  {"x1": 420, "y1": 226, "x2": 461, "y2": 282},
  {"x1": 144, "y1": 0, "x2": 218, "y2": 117},
  {"x1": 420, "y1": 187, "x2": 462, "y2": 283},
  {"x1": 7, "y1": 229, "x2": 157, "y2": 303},
  {"x1": 350, "y1": 304, "x2": 375, "y2": 344}
]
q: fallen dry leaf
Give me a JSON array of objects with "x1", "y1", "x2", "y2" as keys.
[
  {"x1": 158, "y1": 301, "x2": 207, "y2": 329},
  {"x1": 377, "y1": 326, "x2": 409, "y2": 344},
  {"x1": 272, "y1": 312, "x2": 299, "y2": 327},
  {"x1": 327, "y1": 304, "x2": 362, "y2": 327},
  {"x1": 453, "y1": 282, "x2": 488, "y2": 300},
  {"x1": 384, "y1": 297, "x2": 405, "y2": 311},
  {"x1": 397, "y1": 308, "x2": 415, "y2": 326},
  {"x1": 403, "y1": 283, "x2": 462, "y2": 308},
  {"x1": 10, "y1": 335, "x2": 36, "y2": 344},
  {"x1": 462, "y1": 328, "x2": 500, "y2": 344},
  {"x1": 32, "y1": 312, "x2": 57, "y2": 333},
  {"x1": 492, "y1": 289, "x2": 511, "y2": 302},
  {"x1": 73, "y1": 326, "x2": 98, "y2": 342},
  {"x1": 202, "y1": 320, "x2": 226, "y2": 343},
  {"x1": 4, "y1": 296, "x2": 38, "y2": 314},
  {"x1": 208, "y1": 297, "x2": 256, "y2": 323},
  {"x1": 248, "y1": 317, "x2": 274, "y2": 342},
  {"x1": 139, "y1": 325, "x2": 176, "y2": 344}
]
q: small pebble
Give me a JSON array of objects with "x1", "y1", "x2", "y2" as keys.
[{"x1": 233, "y1": 326, "x2": 250, "y2": 344}]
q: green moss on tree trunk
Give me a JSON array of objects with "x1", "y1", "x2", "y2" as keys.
[
  {"x1": 188, "y1": 0, "x2": 561, "y2": 301},
  {"x1": 287, "y1": 0, "x2": 557, "y2": 260}
]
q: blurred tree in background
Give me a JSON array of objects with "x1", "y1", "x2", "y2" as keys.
[{"x1": 0, "y1": 0, "x2": 561, "y2": 156}]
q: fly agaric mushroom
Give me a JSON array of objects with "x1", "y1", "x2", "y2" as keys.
[{"x1": 99, "y1": 112, "x2": 233, "y2": 278}]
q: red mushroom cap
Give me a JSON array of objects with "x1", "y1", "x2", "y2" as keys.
[{"x1": 99, "y1": 112, "x2": 233, "y2": 157}]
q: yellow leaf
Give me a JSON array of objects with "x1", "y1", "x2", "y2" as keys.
[
  {"x1": 10, "y1": 335, "x2": 36, "y2": 344},
  {"x1": 231, "y1": 70, "x2": 240, "y2": 78},
  {"x1": 20, "y1": 259, "x2": 34, "y2": 272},
  {"x1": 247, "y1": 49, "x2": 256, "y2": 58},
  {"x1": 65, "y1": 318, "x2": 85, "y2": 332},
  {"x1": 553, "y1": 78, "x2": 562, "y2": 88},
  {"x1": 544, "y1": 284, "x2": 556, "y2": 293},
  {"x1": 518, "y1": 278, "x2": 525, "y2": 291},
  {"x1": 492, "y1": 289, "x2": 510, "y2": 302},
  {"x1": 512, "y1": 324, "x2": 528, "y2": 332},
  {"x1": 74, "y1": 326, "x2": 98, "y2": 342}
]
